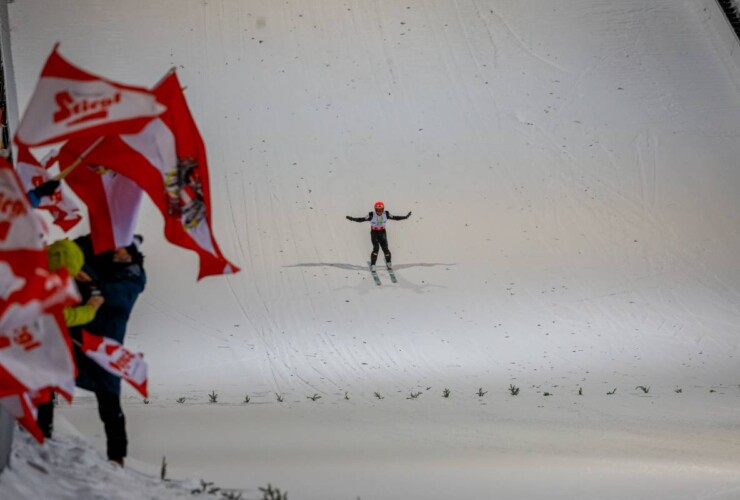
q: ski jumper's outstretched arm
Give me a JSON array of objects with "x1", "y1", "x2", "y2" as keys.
[
  {"x1": 346, "y1": 212, "x2": 373, "y2": 222},
  {"x1": 387, "y1": 211, "x2": 412, "y2": 221},
  {"x1": 346, "y1": 211, "x2": 412, "y2": 222}
]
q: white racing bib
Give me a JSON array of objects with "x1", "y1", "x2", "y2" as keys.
[{"x1": 370, "y1": 211, "x2": 387, "y2": 230}]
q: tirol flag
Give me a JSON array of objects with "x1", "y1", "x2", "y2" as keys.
[
  {"x1": 15, "y1": 44, "x2": 165, "y2": 147},
  {"x1": 16, "y1": 145, "x2": 82, "y2": 232},
  {"x1": 81, "y1": 331, "x2": 148, "y2": 398},
  {"x1": 58, "y1": 140, "x2": 144, "y2": 253},
  {"x1": 59, "y1": 71, "x2": 238, "y2": 278}
]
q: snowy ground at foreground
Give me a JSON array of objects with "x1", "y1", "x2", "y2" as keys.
[
  {"x1": 58, "y1": 388, "x2": 740, "y2": 500},
  {"x1": 5, "y1": 389, "x2": 740, "y2": 500},
  {"x1": 5, "y1": 0, "x2": 740, "y2": 498},
  {"x1": 6, "y1": 388, "x2": 740, "y2": 500},
  {"x1": 0, "y1": 416, "x2": 237, "y2": 500}
]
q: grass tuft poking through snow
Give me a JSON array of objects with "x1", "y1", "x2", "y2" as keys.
[{"x1": 259, "y1": 483, "x2": 288, "y2": 500}]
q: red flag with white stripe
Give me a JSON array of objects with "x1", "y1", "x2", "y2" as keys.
[
  {"x1": 81, "y1": 331, "x2": 148, "y2": 398},
  {"x1": 14, "y1": 45, "x2": 164, "y2": 147},
  {"x1": 60, "y1": 146, "x2": 144, "y2": 254},
  {"x1": 59, "y1": 71, "x2": 239, "y2": 278}
]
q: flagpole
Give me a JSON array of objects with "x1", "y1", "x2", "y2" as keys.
[
  {"x1": 151, "y1": 66, "x2": 187, "y2": 92},
  {"x1": 153, "y1": 66, "x2": 177, "y2": 90},
  {"x1": 53, "y1": 136, "x2": 105, "y2": 180}
]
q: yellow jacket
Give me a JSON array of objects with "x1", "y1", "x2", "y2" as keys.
[
  {"x1": 47, "y1": 239, "x2": 97, "y2": 328},
  {"x1": 63, "y1": 305, "x2": 97, "y2": 328}
]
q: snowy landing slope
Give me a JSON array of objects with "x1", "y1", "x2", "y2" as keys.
[{"x1": 7, "y1": 0, "x2": 740, "y2": 498}]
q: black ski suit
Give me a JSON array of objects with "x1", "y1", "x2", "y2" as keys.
[{"x1": 346, "y1": 210, "x2": 411, "y2": 265}]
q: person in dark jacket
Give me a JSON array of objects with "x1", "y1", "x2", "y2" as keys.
[
  {"x1": 346, "y1": 201, "x2": 411, "y2": 270},
  {"x1": 70, "y1": 234, "x2": 146, "y2": 466}
]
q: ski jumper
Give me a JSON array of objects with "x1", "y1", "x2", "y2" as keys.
[{"x1": 347, "y1": 210, "x2": 410, "y2": 265}]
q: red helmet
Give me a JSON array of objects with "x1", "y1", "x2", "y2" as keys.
[{"x1": 374, "y1": 201, "x2": 384, "y2": 210}]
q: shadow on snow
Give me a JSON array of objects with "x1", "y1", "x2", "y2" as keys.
[{"x1": 284, "y1": 262, "x2": 456, "y2": 271}]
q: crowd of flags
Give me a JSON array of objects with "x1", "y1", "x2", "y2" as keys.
[{"x1": 0, "y1": 45, "x2": 238, "y2": 442}]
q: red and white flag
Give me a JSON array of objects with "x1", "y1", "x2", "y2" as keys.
[
  {"x1": 0, "y1": 392, "x2": 43, "y2": 443},
  {"x1": 59, "y1": 71, "x2": 239, "y2": 278},
  {"x1": 0, "y1": 157, "x2": 79, "y2": 327},
  {"x1": 0, "y1": 313, "x2": 76, "y2": 400},
  {"x1": 16, "y1": 146, "x2": 82, "y2": 232},
  {"x1": 0, "y1": 383, "x2": 72, "y2": 444},
  {"x1": 81, "y1": 332, "x2": 148, "y2": 398},
  {"x1": 0, "y1": 157, "x2": 46, "y2": 253},
  {"x1": 58, "y1": 139, "x2": 144, "y2": 253},
  {"x1": 15, "y1": 45, "x2": 164, "y2": 147},
  {"x1": 0, "y1": 385, "x2": 70, "y2": 444},
  {"x1": 0, "y1": 267, "x2": 78, "y2": 332},
  {"x1": 0, "y1": 157, "x2": 79, "y2": 443},
  {"x1": 0, "y1": 282, "x2": 78, "y2": 445}
]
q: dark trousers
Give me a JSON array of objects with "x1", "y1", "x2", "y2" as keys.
[
  {"x1": 37, "y1": 394, "x2": 56, "y2": 439},
  {"x1": 36, "y1": 390, "x2": 126, "y2": 460},
  {"x1": 370, "y1": 230, "x2": 391, "y2": 265},
  {"x1": 96, "y1": 390, "x2": 127, "y2": 461}
]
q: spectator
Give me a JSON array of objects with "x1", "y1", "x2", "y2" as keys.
[
  {"x1": 70, "y1": 234, "x2": 146, "y2": 467},
  {"x1": 36, "y1": 239, "x2": 105, "y2": 438}
]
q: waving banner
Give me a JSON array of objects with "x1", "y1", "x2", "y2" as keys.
[
  {"x1": 60, "y1": 71, "x2": 238, "y2": 278},
  {"x1": 81, "y1": 332, "x2": 148, "y2": 398},
  {"x1": 62, "y1": 153, "x2": 144, "y2": 253},
  {"x1": 15, "y1": 45, "x2": 164, "y2": 147},
  {"x1": 0, "y1": 157, "x2": 78, "y2": 443}
]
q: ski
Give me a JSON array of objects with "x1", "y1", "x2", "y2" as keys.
[
  {"x1": 368, "y1": 261, "x2": 381, "y2": 286},
  {"x1": 386, "y1": 264, "x2": 397, "y2": 283}
]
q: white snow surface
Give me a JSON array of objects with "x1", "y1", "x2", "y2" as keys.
[
  {"x1": 2, "y1": 416, "x2": 218, "y2": 500},
  {"x1": 3, "y1": 0, "x2": 740, "y2": 498}
]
